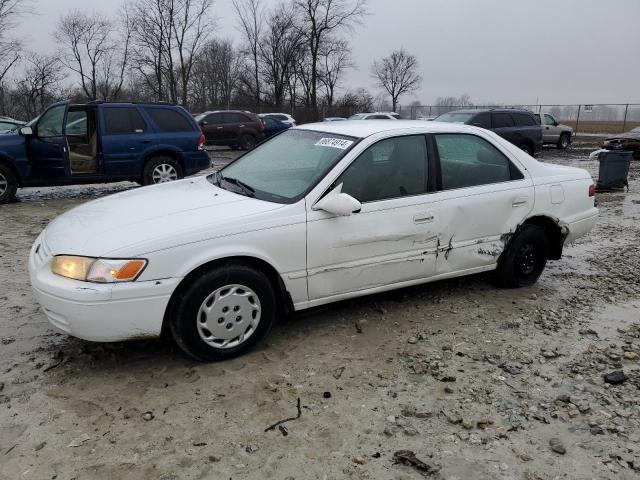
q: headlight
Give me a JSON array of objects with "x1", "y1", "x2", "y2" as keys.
[{"x1": 51, "y1": 256, "x2": 147, "y2": 283}]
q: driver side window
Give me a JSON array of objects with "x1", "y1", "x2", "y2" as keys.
[
  {"x1": 335, "y1": 135, "x2": 428, "y2": 203},
  {"x1": 543, "y1": 114, "x2": 556, "y2": 126},
  {"x1": 37, "y1": 105, "x2": 66, "y2": 137}
]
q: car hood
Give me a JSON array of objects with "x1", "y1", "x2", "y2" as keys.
[
  {"x1": 606, "y1": 132, "x2": 640, "y2": 141},
  {"x1": 43, "y1": 176, "x2": 285, "y2": 257}
]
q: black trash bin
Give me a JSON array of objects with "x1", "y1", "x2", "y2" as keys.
[{"x1": 596, "y1": 150, "x2": 632, "y2": 192}]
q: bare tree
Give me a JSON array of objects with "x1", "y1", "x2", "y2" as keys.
[
  {"x1": 259, "y1": 3, "x2": 305, "y2": 109},
  {"x1": 56, "y1": 9, "x2": 131, "y2": 100},
  {"x1": 191, "y1": 38, "x2": 242, "y2": 111},
  {"x1": 233, "y1": 0, "x2": 263, "y2": 109},
  {"x1": 294, "y1": 0, "x2": 366, "y2": 116},
  {"x1": 371, "y1": 48, "x2": 422, "y2": 112},
  {"x1": 14, "y1": 53, "x2": 63, "y2": 118},
  {"x1": 171, "y1": 0, "x2": 212, "y2": 106},
  {"x1": 129, "y1": 0, "x2": 211, "y2": 105},
  {"x1": 0, "y1": 0, "x2": 31, "y2": 84},
  {"x1": 318, "y1": 37, "x2": 353, "y2": 107}
]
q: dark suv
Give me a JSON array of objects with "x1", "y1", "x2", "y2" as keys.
[
  {"x1": 434, "y1": 108, "x2": 543, "y2": 156},
  {"x1": 0, "y1": 101, "x2": 210, "y2": 203},
  {"x1": 195, "y1": 110, "x2": 264, "y2": 150}
]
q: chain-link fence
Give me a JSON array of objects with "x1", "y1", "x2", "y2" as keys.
[{"x1": 405, "y1": 104, "x2": 640, "y2": 135}]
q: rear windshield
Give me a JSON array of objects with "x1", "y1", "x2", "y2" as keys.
[
  {"x1": 349, "y1": 114, "x2": 367, "y2": 120},
  {"x1": 434, "y1": 112, "x2": 476, "y2": 124}
]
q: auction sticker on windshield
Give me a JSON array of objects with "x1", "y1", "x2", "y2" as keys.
[{"x1": 315, "y1": 138, "x2": 354, "y2": 149}]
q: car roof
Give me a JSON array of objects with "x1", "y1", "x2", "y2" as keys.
[
  {"x1": 297, "y1": 120, "x2": 482, "y2": 138},
  {"x1": 442, "y1": 108, "x2": 533, "y2": 115}
]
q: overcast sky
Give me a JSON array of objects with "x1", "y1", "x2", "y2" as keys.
[{"x1": 14, "y1": 0, "x2": 640, "y2": 105}]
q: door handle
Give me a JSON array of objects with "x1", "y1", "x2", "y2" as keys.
[
  {"x1": 512, "y1": 197, "x2": 528, "y2": 207},
  {"x1": 413, "y1": 214, "x2": 434, "y2": 224},
  {"x1": 217, "y1": 127, "x2": 223, "y2": 130},
  {"x1": 239, "y1": 125, "x2": 245, "y2": 128}
]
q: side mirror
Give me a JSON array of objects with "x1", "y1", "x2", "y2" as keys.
[
  {"x1": 19, "y1": 126, "x2": 33, "y2": 136},
  {"x1": 314, "y1": 185, "x2": 362, "y2": 216},
  {"x1": 200, "y1": 120, "x2": 208, "y2": 126}
]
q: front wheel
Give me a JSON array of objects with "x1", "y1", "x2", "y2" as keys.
[
  {"x1": 169, "y1": 264, "x2": 277, "y2": 361},
  {"x1": 495, "y1": 224, "x2": 548, "y2": 288},
  {"x1": 0, "y1": 164, "x2": 18, "y2": 204},
  {"x1": 557, "y1": 133, "x2": 570, "y2": 149},
  {"x1": 142, "y1": 157, "x2": 184, "y2": 186}
]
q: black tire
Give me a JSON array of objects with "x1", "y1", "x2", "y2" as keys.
[
  {"x1": 142, "y1": 156, "x2": 184, "y2": 186},
  {"x1": 495, "y1": 224, "x2": 548, "y2": 288},
  {"x1": 169, "y1": 264, "x2": 277, "y2": 361},
  {"x1": 239, "y1": 134, "x2": 256, "y2": 150},
  {"x1": 557, "y1": 133, "x2": 570, "y2": 149},
  {"x1": 0, "y1": 163, "x2": 18, "y2": 204},
  {"x1": 518, "y1": 143, "x2": 534, "y2": 156}
]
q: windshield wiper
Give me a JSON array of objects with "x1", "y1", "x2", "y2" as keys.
[{"x1": 219, "y1": 174, "x2": 256, "y2": 198}]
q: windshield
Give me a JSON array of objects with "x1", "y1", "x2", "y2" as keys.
[
  {"x1": 194, "y1": 113, "x2": 208, "y2": 122},
  {"x1": 349, "y1": 114, "x2": 367, "y2": 120},
  {"x1": 210, "y1": 129, "x2": 358, "y2": 204},
  {"x1": 434, "y1": 112, "x2": 475, "y2": 124}
]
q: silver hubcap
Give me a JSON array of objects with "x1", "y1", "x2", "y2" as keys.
[
  {"x1": 0, "y1": 172, "x2": 7, "y2": 196},
  {"x1": 196, "y1": 284, "x2": 262, "y2": 349},
  {"x1": 152, "y1": 163, "x2": 178, "y2": 183}
]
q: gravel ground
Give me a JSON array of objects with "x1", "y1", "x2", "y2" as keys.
[{"x1": 1, "y1": 141, "x2": 640, "y2": 480}]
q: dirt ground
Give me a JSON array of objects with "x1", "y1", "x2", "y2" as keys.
[{"x1": 1, "y1": 140, "x2": 640, "y2": 480}]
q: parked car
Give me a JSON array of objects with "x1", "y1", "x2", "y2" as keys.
[
  {"x1": 29, "y1": 120, "x2": 597, "y2": 360},
  {"x1": 0, "y1": 101, "x2": 209, "y2": 204},
  {"x1": 0, "y1": 117, "x2": 25, "y2": 134},
  {"x1": 534, "y1": 113, "x2": 573, "y2": 149},
  {"x1": 260, "y1": 112, "x2": 296, "y2": 127},
  {"x1": 195, "y1": 110, "x2": 265, "y2": 150},
  {"x1": 416, "y1": 115, "x2": 436, "y2": 121},
  {"x1": 323, "y1": 117, "x2": 347, "y2": 122},
  {"x1": 261, "y1": 115, "x2": 291, "y2": 138},
  {"x1": 349, "y1": 112, "x2": 401, "y2": 120},
  {"x1": 434, "y1": 109, "x2": 543, "y2": 156},
  {"x1": 602, "y1": 127, "x2": 640, "y2": 160}
]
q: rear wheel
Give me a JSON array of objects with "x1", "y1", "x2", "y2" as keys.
[
  {"x1": 0, "y1": 164, "x2": 18, "y2": 204},
  {"x1": 557, "y1": 133, "x2": 570, "y2": 149},
  {"x1": 495, "y1": 224, "x2": 548, "y2": 288},
  {"x1": 169, "y1": 264, "x2": 277, "y2": 361},
  {"x1": 518, "y1": 143, "x2": 534, "y2": 156},
  {"x1": 239, "y1": 134, "x2": 256, "y2": 150},
  {"x1": 142, "y1": 156, "x2": 183, "y2": 186}
]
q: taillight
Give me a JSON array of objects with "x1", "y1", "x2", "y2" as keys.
[
  {"x1": 259, "y1": 119, "x2": 264, "y2": 130},
  {"x1": 198, "y1": 133, "x2": 206, "y2": 150},
  {"x1": 589, "y1": 184, "x2": 595, "y2": 197}
]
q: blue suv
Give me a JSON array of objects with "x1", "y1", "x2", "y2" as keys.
[{"x1": 0, "y1": 101, "x2": 210, "y2": 203}]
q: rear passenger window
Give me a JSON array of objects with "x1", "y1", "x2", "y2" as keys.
[
  {"x1": 435, "y1": 134, "x2": 521, "y2": 190},
  {"x1": 471, "y1": 113, "x2": 491, "y2": 128},
  {"x1": 144, "y1": 107, "x2": 193, "y2": 132},
  {"x1": 512, "y1": 113, "x2": 536, "y2": 126},
  {"x1": 104, "y1": 108, "x2": 147, "y2": 135},
  {"x1": 224, "y1": 113, "x2": 250, "y2": 123},
  {"x1": 492, "y1": 113, "x2": 515, "y2": 128},
  {"x1": 336, "y1": 135, "x2": 428, "y2": 203}
]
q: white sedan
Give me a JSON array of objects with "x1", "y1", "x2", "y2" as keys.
[{"x1": 29, "y1": 121, "x2": 598, "y2": 360}]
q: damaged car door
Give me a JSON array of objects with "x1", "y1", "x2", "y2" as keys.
[
  {"x1": 430, "y1": 133, "x2": 534, "y2": 274},
  {"x1": 306, "y1": 134, "x2": 440, "y2": 300}
]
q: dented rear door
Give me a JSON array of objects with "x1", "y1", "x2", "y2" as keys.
[{"x1": 431, "y1": 133, "x2": 534, "y2": 275}]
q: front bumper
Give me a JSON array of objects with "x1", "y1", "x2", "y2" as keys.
[{"x1": 29, "y1": 237, "x2": 180, "y2": 342}]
